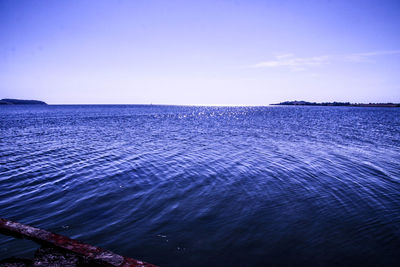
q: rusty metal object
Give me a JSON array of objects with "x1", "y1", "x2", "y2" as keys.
[{"x1": 0, "y1": 218, "x2": 157, "y2": 267}]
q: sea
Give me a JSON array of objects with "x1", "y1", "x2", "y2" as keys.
[{"x1": 0, "y1": 105, "x2": 399, "y2": 266}]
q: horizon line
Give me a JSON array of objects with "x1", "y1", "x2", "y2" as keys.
[{"x1": 3, "y1": 101, "x2": 400, "y2": 107}]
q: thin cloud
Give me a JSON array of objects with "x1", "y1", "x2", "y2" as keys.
[
  {"x1": 251, "y1": 55, "x2": 330, "y2": 69},
  {"x1": 250, "y1": 50, "x2": 400, "y2": 70},
  {"x1": 345, "y1": 50, "x2": 400, "y2": 62}
]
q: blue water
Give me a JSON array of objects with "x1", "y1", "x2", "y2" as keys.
[{"x1": 1, "y1": 105, "x2": 399, "y2": 266}]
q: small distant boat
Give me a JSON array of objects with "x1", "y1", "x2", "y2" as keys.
[{"x1": 0, "y1": 218, "x2": 156, "y2": 267}]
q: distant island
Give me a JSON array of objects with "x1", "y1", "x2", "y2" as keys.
[
  {"x1": 0, "y1": 98, "x2": 47, "y2": 105},
  {"x1": 272, "y1": 101, "x2": 400, "y2": 107}
]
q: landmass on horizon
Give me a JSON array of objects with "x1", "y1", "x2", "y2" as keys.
[
  {"x1": 272, "y1": 101, "x2": 400, "y2": 107},
  {"x1": 0, "y1": 99, "x2": 47, "y2": 105},
  {"x1": 1, "y1": 98, "x2": 400, "y2": 107}
]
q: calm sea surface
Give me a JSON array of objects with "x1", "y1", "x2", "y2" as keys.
[{"x1": 1, "y1": 105, "x2": 399, "y2": 266}]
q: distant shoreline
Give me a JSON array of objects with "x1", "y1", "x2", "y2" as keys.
[
  {"x1": 0, "y1": 98, "x2": 47, "y2": 105},
  {"x1": 1, "y1": 98, "x2": 399, "y2": 107},
  {"x1": 272, "y1": 101, "x2": 400, "y2": 107}
]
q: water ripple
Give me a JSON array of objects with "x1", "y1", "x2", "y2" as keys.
[{"x1": 1, "y1": 105, "x2": 399, "y2": 266}]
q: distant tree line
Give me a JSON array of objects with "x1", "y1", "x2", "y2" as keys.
[
  {"x1": 272, "y1": 101, "x2": 400, "y2": 107},
  {"x1": 0, "y1": 98, "x2": 47, "y2": 105}
]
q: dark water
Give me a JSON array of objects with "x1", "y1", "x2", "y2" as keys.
[{"x1": 1, "y1": 105, "x2": 399, "y2": 266}]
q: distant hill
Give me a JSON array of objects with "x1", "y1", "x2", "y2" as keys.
[
  {"x1": 0, "y1": 98, "x2": 47, "y2": 105},
  {"x1": 272, "y1": 101, "x2": 400, "y2": 107}
]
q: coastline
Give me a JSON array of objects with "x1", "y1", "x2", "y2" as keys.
[{"x1": 272, "y1": 101, "x2": 400, "y2": 107}]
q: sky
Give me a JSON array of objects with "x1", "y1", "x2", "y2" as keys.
[{"x1": 1, "y1": 0, "x2": 400, "y2": 105}]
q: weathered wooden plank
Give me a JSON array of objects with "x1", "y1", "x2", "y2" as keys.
[{"x1": 0, "y1": 218, "x2": 157, "y2": 267}]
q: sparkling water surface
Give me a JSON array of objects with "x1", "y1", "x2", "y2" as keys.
[{"x1": 1, "y1": 105, "x2": 399, "y2": 266}]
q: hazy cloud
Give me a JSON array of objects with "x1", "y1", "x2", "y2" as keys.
[
  {"x1": 251, "y1": 50, "x2": 400, "y2": 71},
  {"x1": 344, "y1": 50, "x2": 400, "y2": 62},
  {"x1": 251, "y1": 55, "x2": 330, "y2": 70}
]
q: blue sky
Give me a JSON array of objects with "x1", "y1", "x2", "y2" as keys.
[{"x1": 1, "y1": 0, "x2": 399, "y2": 105}]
